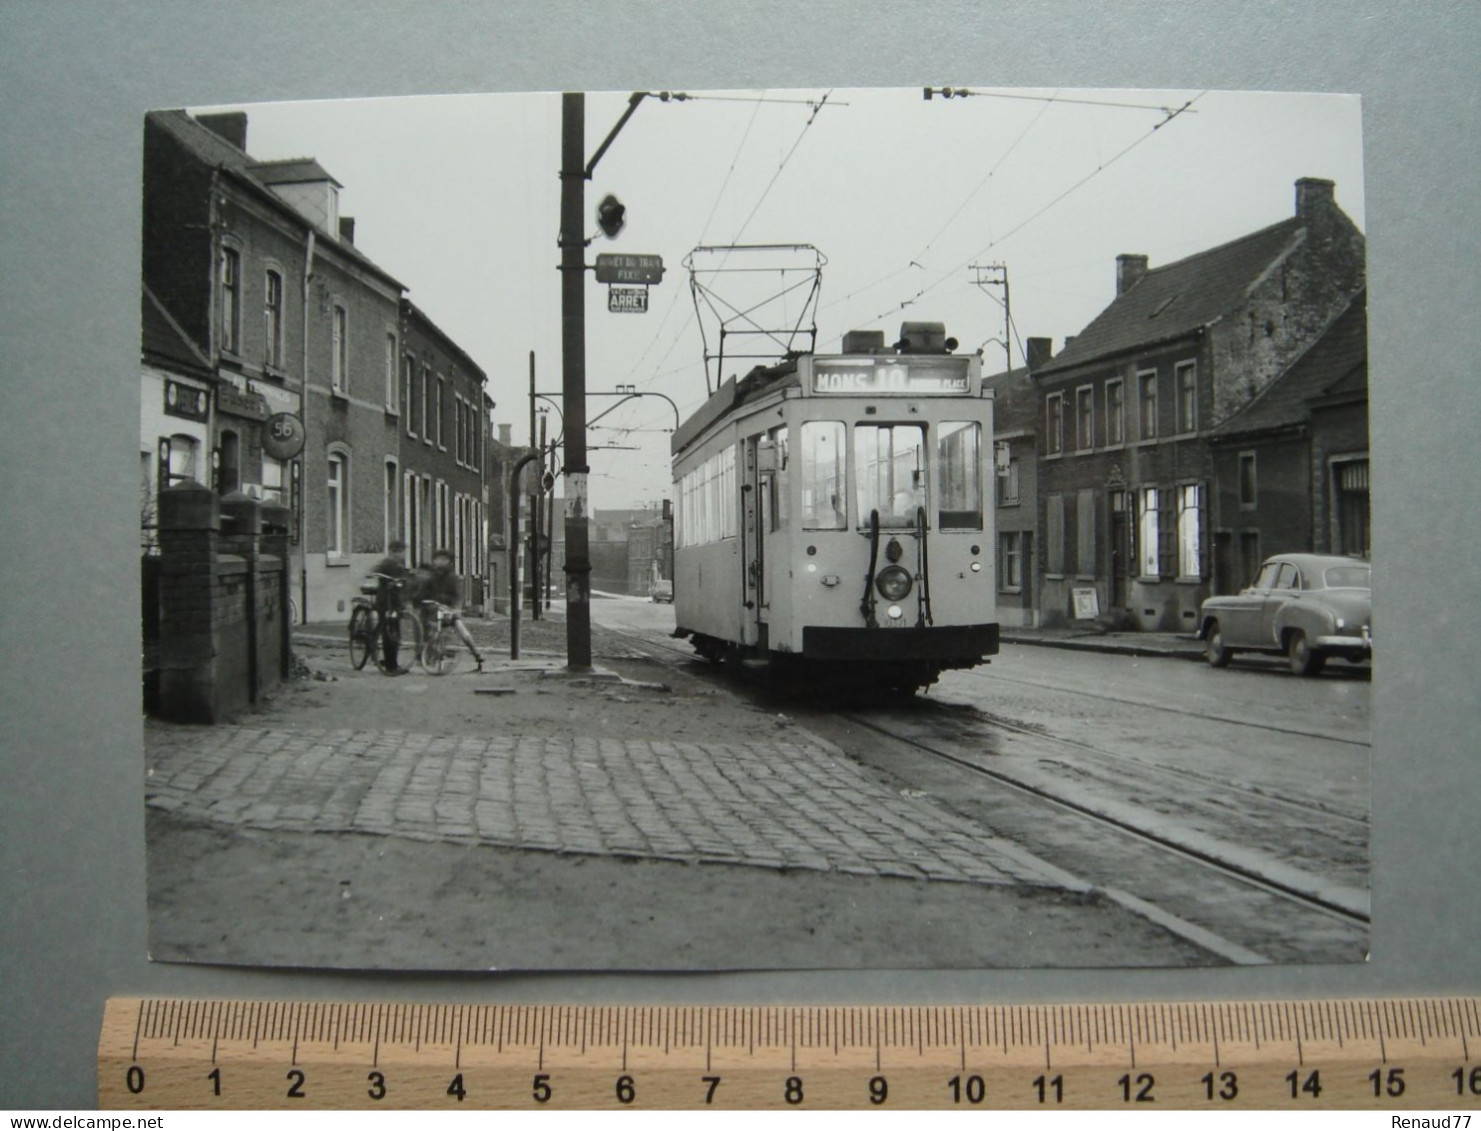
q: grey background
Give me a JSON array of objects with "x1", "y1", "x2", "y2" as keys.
[{"x1": 1, "y1": 1, "x2": 1476, "y2": 1109}]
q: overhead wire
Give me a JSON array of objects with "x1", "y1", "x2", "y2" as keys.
[{"x1": 844, "y1": 93, "x2": 1204, "y2": 339}]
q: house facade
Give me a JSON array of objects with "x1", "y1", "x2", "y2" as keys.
[
  {"x1": 1209, "y1": 289, "x2": 1369, "y2": 590},
  {"x1": 983, "y1": 337, "x2": 1050, "y2": 627},
  {"x1": 1029, "y1": 178, "x2": 1365, "y2": 630},
  {"x1": 142, "y1": 109, "x2": 494, "y2": 621},
  {"x1": 400, "y1": 301, "x2": 489, "y2": 606}
]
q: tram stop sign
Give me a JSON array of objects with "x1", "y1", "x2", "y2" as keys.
[
  {"x1": 608, "y1": 286, "x2": 649, "y2": 313},
  {"x1": 594, "y1": 253, "x2": 664, "y2": 285}
]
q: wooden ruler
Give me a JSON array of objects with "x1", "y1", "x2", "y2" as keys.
[{"x1": 100, "y1": 996, "x2": 1481, "y2": 1110}]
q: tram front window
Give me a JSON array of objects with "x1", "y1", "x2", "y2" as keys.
[
  {"x1": 855, "y1": 423, "x2": 926, "y2": 527},
  {"x1": 798, "y1": 420, "x2": 846, "y2": 530},
  {"x1": 937, "y1": 420, "x2": 983, "y2": 530}
]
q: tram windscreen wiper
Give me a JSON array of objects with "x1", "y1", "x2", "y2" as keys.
[
  {"x1": 916, "y1": 505, "x2": 933, "y2": 626},
  {"x1": 861, "y1": 508, "x2": 880, "y2": 628}
]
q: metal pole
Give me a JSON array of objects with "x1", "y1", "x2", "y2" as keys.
[
  {"x1": 560, "y1": 92, "x2": 592, "y2": 671},
  {"x1": 508, "y1": 450, "x2": 540, "y2": 660},
  {"x1": 539, "y1": 411, "x2": 551, "y2": 610},
  {"x1": 528, "y1": 350, "x2": 538, "y2": 620}
]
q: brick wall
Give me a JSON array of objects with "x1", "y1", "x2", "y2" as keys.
[{"x1": 152, "y1": 482, "x2": 290, "y2": 723}]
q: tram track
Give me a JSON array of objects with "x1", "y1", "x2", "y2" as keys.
[
  {"x1": 596, "y1": 618, "x2": 1370, "y2": 963},
  {"x1": 924, "y1": 695, "x2": 1370, "y2": 831},
  {"x1": 971, "y1": 665, "x2": 1371, "y2": 749},
  {"x1": 842, "y1": 710, "x2": 1369, "y2": 923}
]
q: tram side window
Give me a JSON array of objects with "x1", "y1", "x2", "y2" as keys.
[
  {"x1": 799, "y1": 421, "x2": 846, "y2": 530},
  {"x1": 677, "y1": 445, "x2": 738, "y2": 546},
  {"x1": 855, "y1": 423, "x2": 926, "y2": 528},
  {"x1": 937, "y1": 421, "x2": 983, "y2": 530},
  {"x1": 770, "y1": 426, "x2": 789, "y2": 531}
]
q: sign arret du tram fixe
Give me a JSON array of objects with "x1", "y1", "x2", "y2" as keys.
[{"x1": 594, "y1": 253, "x2": 664, "y2": 284}]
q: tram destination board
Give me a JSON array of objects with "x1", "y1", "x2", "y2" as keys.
[{"x1": 100, "y1": 996, "x2": 1481, "y2": 1110}]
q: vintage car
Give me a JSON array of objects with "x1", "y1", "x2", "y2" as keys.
[
  {"x1": 1197, "y1": 553, "x2": 1371, "y2": 676},
  {"x1": 649, "y1": 579, "x2": 673, "y2": 604}
]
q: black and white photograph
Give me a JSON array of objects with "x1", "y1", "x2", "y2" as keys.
[{"x1": 136, "y1": 85, "x2": 1374, "y2": 972}]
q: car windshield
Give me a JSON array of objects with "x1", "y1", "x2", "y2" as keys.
[{"x1": 1323, "y1": 565, "x2": 1370, "y2": 588}]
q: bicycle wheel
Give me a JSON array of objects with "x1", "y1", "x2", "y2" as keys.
[
  {"x1": 348, "y1": 606, "x2": 374, "y2": 670},
  {"x1": 421, "y1": 625, "x2": 463, "y2": 676}
]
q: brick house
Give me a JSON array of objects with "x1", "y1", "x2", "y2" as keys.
[
  {"x1": 1029, "y1": 178, "x2": 1365, "y2": 630},
  {"x1": 400, "y1": 300, "x2": 489, "y2": 606},
  {"x1": 143, "y1": 109, "x2": 496, "y2": 623},
  {"x1": 982, "y1": 337, "x2": 1050, "y2": 626},
  {"x1": 1208, "y1": 289, "x2": 1369, "y2": 589}
]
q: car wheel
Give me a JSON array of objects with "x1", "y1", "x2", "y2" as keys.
[
  {"x1": 1287, "y1": 630, "x2": 1327, "y2": 677},
  {"x1": 1204, "y1": 620, "x2": 1234, "y2": 668}
]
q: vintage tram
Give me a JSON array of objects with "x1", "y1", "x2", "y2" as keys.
[{"x1": 670, "y1": 322, "x2": 1000, "y2": 693}]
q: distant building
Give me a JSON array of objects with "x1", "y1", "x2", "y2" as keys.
[
  {"x1": 400, "y1": 300, "x2": 489, "y2": 604},
  {"x1": 1029, "y1": 178, "x2": 1365, "y2": 630},
  {"x1": 983, "y1": 337, "x2": 1050, "y2": 627}
]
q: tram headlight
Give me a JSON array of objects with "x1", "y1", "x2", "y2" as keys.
[
  {"x1": 886, "y1": 604, "x2": 904, "y2": 620},
  {"x1": 875, "y1": 565, "x2": 913, "y2": 601}
]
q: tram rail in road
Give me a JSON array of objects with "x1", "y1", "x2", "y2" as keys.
[{"x1": 591, "y1": 612, "x2": 1370, "y2": 965}]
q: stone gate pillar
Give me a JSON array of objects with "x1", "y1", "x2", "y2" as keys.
[{"x1": 155, "y1": 481, "x2": 220, "y2": 723}]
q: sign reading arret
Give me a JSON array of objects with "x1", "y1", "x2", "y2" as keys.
[
  {"x1": 608, "y1": 286, "x2": 648, "y2": 313},
  {"x1": 594, "y1": 253, "x2": 664, "y2": 285}
]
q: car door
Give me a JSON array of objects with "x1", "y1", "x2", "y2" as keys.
[
  {"x1": 1258, "y1": 562, "x2": 1300, "y2": 645},
  {"x1": 1221, "y1": 559, "x2": 1280, "y2": 647}
]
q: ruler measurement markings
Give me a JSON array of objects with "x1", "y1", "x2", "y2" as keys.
[{"x1": 100, "y1": 998, "x2": 1481, "y2": 1109}]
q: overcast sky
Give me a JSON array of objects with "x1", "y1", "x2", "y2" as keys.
[{"x1": 191, "y1": 86, "x2": 1364, "y2": 511}]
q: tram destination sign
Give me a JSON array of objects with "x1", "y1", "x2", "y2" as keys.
[
  {"x1": 811, "y1": 356, "x2": 971, "y2": 395},
  {"x1": 608, "y1": 286, "x2": 649, "y2": 313},
  {"x1": 594, "y1": 253, "x2": 664, "y2": 285}
]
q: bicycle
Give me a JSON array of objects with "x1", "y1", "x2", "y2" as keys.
[
  {"x1": 417, "y1": 600, "x2": 472, "y2": 676},
  {"x1": 349, "y1": 574, "x2": 419, "y2": 674}
]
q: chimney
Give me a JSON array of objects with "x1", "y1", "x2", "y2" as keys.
[
  {"x1": 1295, "y1": 177, "x2": 1336, "y2": 221},
  {"x1": 1116, "y1": 254, "x2": 1149, "y2": 296},
  {"x1": 196, "y1": 111, "x2": 248, "y2": 151},
  {"x1": 338, "y1": 217, "x2": 355, "y2": 245},
  {"x1": 1025, "y1": 337, "x2": 1053, "y2": 372},
  {"x1": 498, "y1": 424, "x2": 512, "y2": 446}
]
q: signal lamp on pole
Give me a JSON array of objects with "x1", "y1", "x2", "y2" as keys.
[{"x1": 596, "y1": 194, "x2": 626, "y2": 239}]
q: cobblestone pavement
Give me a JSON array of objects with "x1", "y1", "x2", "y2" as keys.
[{"x1": 145, "y1": 722, "x2": 1069, "y2": 888}]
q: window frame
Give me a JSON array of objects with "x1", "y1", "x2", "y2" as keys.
[
  {"x1": 999, "y1": 530, "x2": 1023, "y2": 593},
  {"x1": 1175, "y1": 360, "x2": 1198, "y2": 434},
  {"x1": 1137, "y1": 486, "x2": 1160, "y2": 579},
  {"x1": 1074, "y1": 385, "x2": 1095, "y2": 452},
  {"x1": 1105, "y1": 377, "x2": 1125, "y2": 447},
  {"x1": 219, "y1": 244, "x2": 242, "y2": 357},
  {"x1": 436, "y1": 376, "x2": 447, "y2": 450},
  {"x1": 1238, "y1": 451, "x2": 1257, "y2": 509},
  {"x1": 326, "y1": 449, "x2": 349, "y2": 560},
  {"x1": 1045, "y1": 391, "x2": 1065, "y2": 456},
  {"x1": 263, "y1": 267, "x2": 284, "y2": 370},
  {"x1": 384, "y1": 331, "x2": 399, "y2": 413},
  {"x1": 403, "y1": 354, "x2": 417, "y2": 436},
  {"x1": 1137, "y1": 369, "x2": 1158, "y2": 442},
  {"x1": 1176, "y1": 481, "x2": 1204, "y2": 580},
  {"x1": 330, "y1": 302, "x2": 349, "y2": 396}
]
